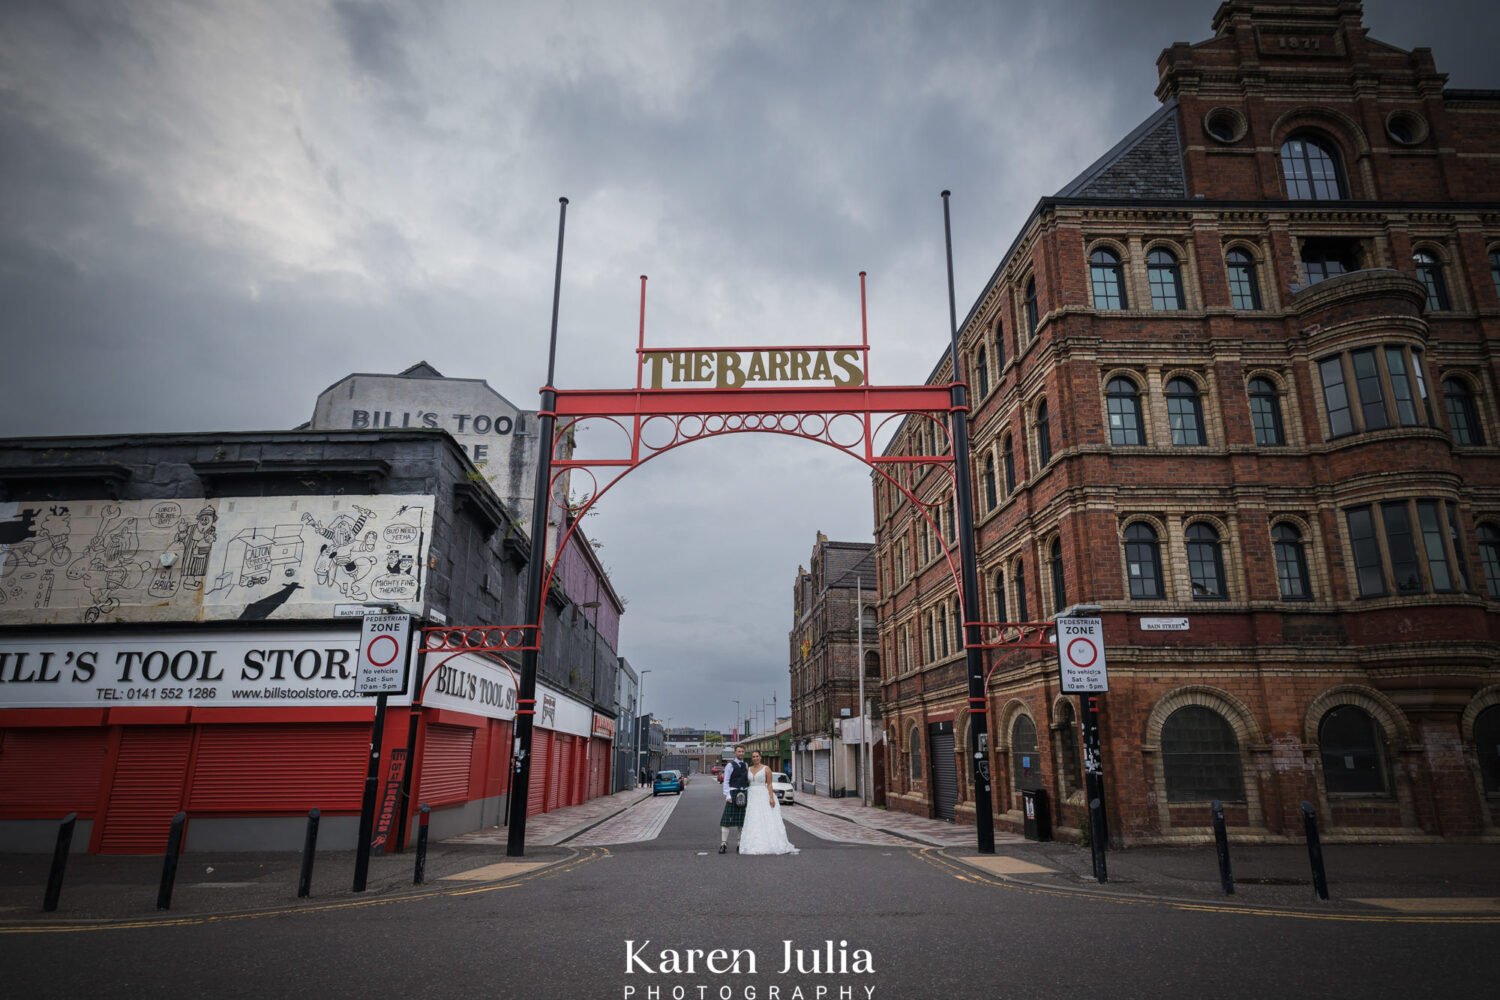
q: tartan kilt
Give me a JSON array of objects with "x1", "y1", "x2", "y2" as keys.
[{"x1": 718, "y1": 800, "x2": 747, "y2": 827}]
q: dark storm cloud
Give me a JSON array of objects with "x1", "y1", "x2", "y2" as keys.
[{"x1": 1, "y1": 0, "x2": 1496, "y2": 727}]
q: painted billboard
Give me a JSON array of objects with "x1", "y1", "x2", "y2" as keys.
[{"x1": 0, "y1": 495, "x2": 434, "y2": 625}]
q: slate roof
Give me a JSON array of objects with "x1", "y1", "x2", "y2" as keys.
[{"x1": 1053, "y1": 100, "x2": 1186, "y2": 200}]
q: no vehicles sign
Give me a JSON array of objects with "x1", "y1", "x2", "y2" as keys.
[
  {"x1": 1057, "y1": 617, "x2": 1107, "y2": 693},
  {"x1": 356, "y1": 614, "x2": 411, "y2": 695}
]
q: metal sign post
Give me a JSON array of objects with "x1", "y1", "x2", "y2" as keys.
[
  {"x1": 1056, "y1": 610, "x2": 1108, "y2": 882},
  {"x1": 352, "y1": 613, "x2": 411, "y2": 892}
]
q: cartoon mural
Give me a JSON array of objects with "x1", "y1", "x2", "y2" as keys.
[{"x1": 0, "y1": 495, "x2": 433, "y2": 625}]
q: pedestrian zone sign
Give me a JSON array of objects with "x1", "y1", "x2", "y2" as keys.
[
  {"x1": 356, "y1": 614, "x2": 411, "y2": 695},
  {"x1": 1057, "y1": 617, "x2": 1107, "y2": 693}
]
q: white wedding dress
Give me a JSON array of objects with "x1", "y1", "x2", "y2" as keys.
[{"x1": 738, "y1": 768, "x2": 799, "y2": 855}]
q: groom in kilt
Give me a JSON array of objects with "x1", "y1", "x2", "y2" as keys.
[{"x1": 719, "y1": 744, "x2": 750, "y2": 854}]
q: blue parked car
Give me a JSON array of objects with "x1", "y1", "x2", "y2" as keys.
[{"x1": 652, "y1": 769, "x2": 683, "y2": 796}]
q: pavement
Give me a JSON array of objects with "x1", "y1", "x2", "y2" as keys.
[{"x1": 3, "y1": 782, "x2": 1497, "y2": 925}]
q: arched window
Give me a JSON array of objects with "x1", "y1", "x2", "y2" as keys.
[
  {"x1": 1319, "y1": 705, "x2": 1389, "y2": 795},
  {"x1": 1186, "y1": 523, "x2": 1227, "y2": 600},
  {"x1": 1162, "y1": 706, "x2": 1243, "y2": 802},
  {"x1": 1024, "y1": 277, "x2": 1039, "y2": 337},
  {"x1": 1089, "y1": 248, "x2": 1127, "y2": 310},
  {"x1": 1166, "y1": 378, "x2": 1205, "y2": 446},
  {"x1": 861, "y1": 604, "x2": 877, "y2": 632},
  {"x1": 1226, "y1": 248, "x2": 1262, "y2": 310},
  {"x1": 1147, "y1": 248, "x2": 1185, "y2": 310},
  {"x1": 1443, "y1": 377, "x2": 1483, "y2": 446},
  {"x1": 1012, "y1": 715, "x2": 1041, "y2": 792},
  {"x1": 1002, "y1": 434, "x2": 1016, "y2": 493},
  {"x1": 1478, "y1": 523, "x2": 1500, "y2": 599},
  {"x1": 1050, "y1": 537, "x2": 1066, "y2": 613},
  {"x1": 983, "y1": 454, "x2": 997, "y2": 510},
  {"x1": 1106, "y1": 376, "x2": 1144, "y2": 446},
  {"x1": 1273, "y1": 523, "x2": 1311, "y2": 600},
  {"x1": 1413, "y1": 250, "x2": 1451, "y2": 312},
  {"x1": 909, "y1": 724, "x2": 923, "y2": 782},
  {"x1": 976, "y1": 346, "x2": 990, "y2": 398},
  {"x1": 1036, "y1": 401, "x2": 1052, "y2": 466},
  {"x1": 1280, "y1": 133, "x2": 1347, "y2": 200},
  {"x1": 1248, "y1": 378, "x2": 1286, "y2": 446},
  {"x1": 925, "y1": 611, "x2": 935, "y2": 662},
  {"x1": 1054, "y1": 700, "x2": 1082, "y2": 797},
  {"x1": 995, "y1": 318, "x2": 1007, "y2": 370},
  {"x1": 952, "y1": 597, "x2": 963, "y2": 649},
  {"x1": 1476, "y1": 704, "x2": 1500, "y2": 795},
  {"x1": 1124, "y1": 523, "x2": 1163, "y2": 599},
  {"x1": 1014, "y1": 559, "x2": 1029, "y2": 622},
  {"x1": 938, "y1": 603, "x2": 949, "y2": 657},
  {"x1": 992, "y1": 569, "x2": 1007, "y2": 622}
]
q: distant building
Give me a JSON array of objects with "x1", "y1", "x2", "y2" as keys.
[{"x1": 789, "y1": 533, "x2": 881, "y2": 800}]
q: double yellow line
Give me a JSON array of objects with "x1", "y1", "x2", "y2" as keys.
[
  {"x1": 916, "y1": 848, "x2": 1500, "y2": 926},
  {"x1": 0, "y1": 847, "x2": 608, "y2": 935}
]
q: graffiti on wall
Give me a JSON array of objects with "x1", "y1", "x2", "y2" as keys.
[{"x1": 0, "y1": 495, "x2": 434, "y2": 625}]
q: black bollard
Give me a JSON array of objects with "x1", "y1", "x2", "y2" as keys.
[
  {"x1": 413, "y1": 804, "x2": 431, "y2": 885},
  {"x1": 43, "y1": 812, "x2": 78, "y2": 913},
  {"x1": 1301, "y1": 800, "x2": 1329, "y2": 901},
  {"x1": 1088, "y1": 796, "x2": 1108, "y2": 883},
  {"x1": 157, "y1": 811, "x2": 188, "y2": 911},
  {"x1": 1211, "y1": 799, "x2": 1234, "y2": 895},
  {"x1": 297, "y1": 809, "x2": 321, "y2": 899}
]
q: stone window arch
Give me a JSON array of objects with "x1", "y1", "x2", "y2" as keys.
[
  {"x1": 1224, "y1": 243, "x2": 1264, "y2": 310},
  {"x1": 1304, "y1": 685, "x2": 1418, "y2": 824},
  {"x1": 1165, "y1": 372, "x2": 1208, "y2": 447},
  {"x1": 1033, "y1": 397, "x2": 1053, "y2": 469},
  {"x1": 1462, "y1": 687, "x2": 1500, "y2": 822},
  {"x1": 1104, "y1": 371, "x2": 1146, "y2": 447},
  {"x1": 1441, "y1": 372, "x2": 1485, "y2": 447},
  {"x1": 1122, "y1": 517, "x2": 1167, "y2": 600},
  {"x1": 1145, "y1": 686, "x2": 1265, "y2": 827},
  {"x1": 1144, "y1": 241, "x2": 1189, "y2": 310},
  {"x1": 1087, "y1": 242, "x2": 1128, "y2": 310},
  {"x1": 1412, "y1": 244, "x2": 1453, "y2": 312},
  {"x1": 1246, "y1": 371, "x2": 1287, "y2": 447},
  {"x1": 1279, "y1": 130, "x2": 1350, "y2": 200}
]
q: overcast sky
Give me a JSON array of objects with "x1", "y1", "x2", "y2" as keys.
[{"x1": 2, "y1": 0, "x2": 1496, "y2": 733}]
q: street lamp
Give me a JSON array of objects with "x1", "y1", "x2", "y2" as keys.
[
  {"x1": 636, "y1": 669, "x2": 652, "y2": 784},
  {"x1": 733, "y1": 699, "x2": 741, "y2": 743}
]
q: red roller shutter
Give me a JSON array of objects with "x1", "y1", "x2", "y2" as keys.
[
  {"x1": 419, "y1": 723, "x2": 475, "y2": 806},
  {"x1": 189, "y1": 724, "x2": 367, "y2": 813},
  {"x1": 527, "y1": 730, "x2": 550, "y2": 816},
  {"x1": 99, "y1": 728, "x2": 192, "y2": 854},
  {"x1": 0, "y1": 729, "x2": 108, "y2": 817},
  {"x1": 559, "y1": 735, "x2": 576, "y2": 807},
  {"x1": 545, "y1": 732, "x2": 564, "y2": 812},
  {"x1": 591, "y1": 737, "x2": 610, "y2": 799}
]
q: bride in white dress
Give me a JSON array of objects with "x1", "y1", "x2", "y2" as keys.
[{"x1": 738, "y1": 751, "x2": 799, "y2": 855}]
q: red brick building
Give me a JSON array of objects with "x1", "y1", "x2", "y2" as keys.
[
  {"x1": 789, "y1": 534, "x2": 879, "y2": 799},
  {"x1": 874, "y1": 0, "x2": 1500, "y2": 843}
]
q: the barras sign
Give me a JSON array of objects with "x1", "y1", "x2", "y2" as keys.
[
  {"x1": 0, "y1": 630, "x2": 413, "y2": 709},
  {"x1": 643, "y1": 349, "x2": 866, "y2": 390}
]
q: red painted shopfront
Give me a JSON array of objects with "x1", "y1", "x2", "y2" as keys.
[{"x1": 0, "y1": 630, "x2": 613, "y2": 853}]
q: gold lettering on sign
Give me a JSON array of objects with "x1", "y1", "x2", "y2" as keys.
[{"x1": 644, "y1": 350, "x2": 866, "y2": 389}]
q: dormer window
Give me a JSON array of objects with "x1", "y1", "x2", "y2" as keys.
[{"x1": 1280, "y1": 133, "x2": 1347, "y2": 200}]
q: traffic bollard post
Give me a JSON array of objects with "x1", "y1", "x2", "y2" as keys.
[
  {"x1": 1301, "y1": 800, "x2": 1329, "y2": 901},
  {"x1": 1211, "y1": 799, "x2": 1234, "y2": 895},
  {"x1": 157, "y1": 811, "x2": 188, "y2": 911},
  {"x1": 298, "y1": 809, "x2": 321, "y2": 899},
  {"x1": 413, "y1": 804, "x2": 431, "y2": 885},
  {"x1": 43, "y1": 812, "x2": 78, "y2": 913}
]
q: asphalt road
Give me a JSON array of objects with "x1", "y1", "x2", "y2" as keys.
[{"x1": 3, "y1": 779, "x2": 1493, "y2": 1000}]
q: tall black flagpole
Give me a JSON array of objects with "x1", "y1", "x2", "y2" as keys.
[
  {"x1": 941, "y1": 190, "x2": 996, "y2": 854},
  {"x1": 507, "y1": 196, "x2": 569, "y2": 857}
]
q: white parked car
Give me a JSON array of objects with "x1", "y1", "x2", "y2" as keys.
[{"x1": 771, "y1": 775, "x2": 795, "y2": 805}]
